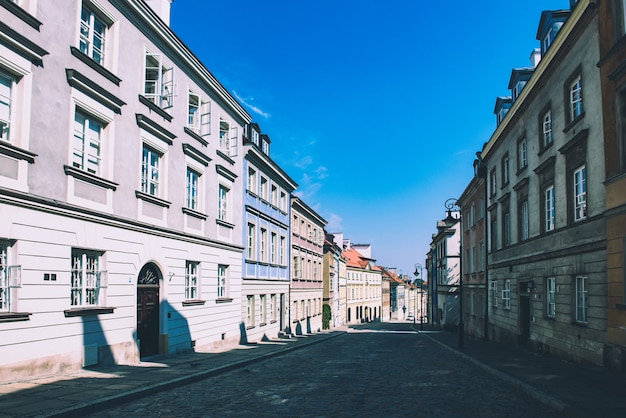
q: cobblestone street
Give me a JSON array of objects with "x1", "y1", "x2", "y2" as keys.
[{"x1": 86, "y1": 322, "x2": 562, "y2": 418}]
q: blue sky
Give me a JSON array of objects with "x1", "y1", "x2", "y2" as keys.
[{"x1": 171, "y1": 0, "x2": 568, "y2": 277}]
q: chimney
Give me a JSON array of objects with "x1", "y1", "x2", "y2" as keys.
[
  {"x1": 530, "y1": 48, "x2": 541, "y2": 68},
  {"x1": 144, "y1": 0, "x2": 173, "y2": 26}
]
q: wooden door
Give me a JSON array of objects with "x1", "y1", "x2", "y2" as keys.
[{"x1": 137, "y1": 286, "x2": 159, "y2": 358}]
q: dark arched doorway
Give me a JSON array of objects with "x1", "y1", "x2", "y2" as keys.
[{"x1": 137, "y1": 262, "x2": 161, "y2": 358}]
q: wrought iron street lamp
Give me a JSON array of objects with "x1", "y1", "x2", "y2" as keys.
[{"x1": 414, "y1": 263, "x2": 424, "y2": 330}]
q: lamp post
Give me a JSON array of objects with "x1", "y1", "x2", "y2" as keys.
[
  {"x1": 445, "y1": 198, "x2": 463, "y2": 349},
  {"x1": 414, "y1": 263, "x2": 424, "y2": 330}
]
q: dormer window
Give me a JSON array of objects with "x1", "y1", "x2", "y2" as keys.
[
  {"x1": 494, "y1": 97, "x2": 512, "y2": 126},
  {"x1": 262, "y1": 138, "x2": 269, "y2": 154},
  {"x1": 543, "y1": 26, "x2": 553, "y2": 54},
  {"x1": 513, "y1": 81, "x2": 526, "y2": 100},
  {"x1": 537, "y1": 11, "x2": 568, "y2": 56}
]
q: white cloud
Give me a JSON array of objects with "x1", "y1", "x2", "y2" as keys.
[
  {"x1": 325, "y1": 213, "x2": 343, "y2": 231},
  {"x1": 233, "y1": 90, "x2": 270, "y2": 118}
]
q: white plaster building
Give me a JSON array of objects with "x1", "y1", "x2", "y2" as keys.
[{"x1": 0, "y1": 0, "x2": 251, "y2": 382}]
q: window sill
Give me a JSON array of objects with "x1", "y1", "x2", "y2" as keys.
[
  {"x1": 259, "y1": 322, "x2": 267, "y2": 327},
  {"x1": 0, "y1": 0, "x2": 42, "y2": 30},
  {"x1": 0, "y1": 140, "x2": 37, "y2": 163},
  {"x1": 270, "y1": 320, "x2": 277, "y2": 324},
  {"x1": 216, "y1": 297, "x2": 233, "y2": 304},
  {"x1": 64, "y1": 307, "x2": 115, "y2": 317},
  {"x1": 182, "y1": 299, "x2": 206, "y2": 307},
  {"x1": 135, "y1": 114, "x2": 175, "y2": 145},
  {"x1": 66, "y1": 69, "x2": 125, "y2": 114},
  {"x1": 70, "y1": 47, "x2": 121, "y2": 85},
  {"x1": 537, "y1": 142, "x2": 554, "y2": 158},
  {"x1": 182, "y1": 207, "x2": 207, "y2": 220},
  {"x1": 563, "y1": 113, "x2": 585, "y2": 134},
  {"x1": 0, "y1": 312, "x2": 31, "y2": 322},
  {"x1": 216, "y1": 219, "x2": 235, "y2": 229},
  {"x1": 573, "y1": 321, "x2": 588, "y2": 328},
  {"x1": 246, "y1": 325, "x2": 255, "y2": 330},
  {"x1": 135, "y1": 190, "x2": 171, "y2": 208},
  {"x1": 138, "y1": 95, "x2": 173, "y2": 122},
  {"x1": 64, "y1": 165, "x2": 118, "y2": 190},
  {"x1": 216, "y1": 149, "x2": 235, "y2": 165}
]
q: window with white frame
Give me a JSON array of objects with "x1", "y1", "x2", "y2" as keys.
[
  {"x1": 260, "y1": 228, "x2": 267, "y2": 262},
  {"x1": 574, "y1": 165, "x2": 587, "y2": 221},
  {"x1": 246, "y1": 295, "x2": 254, "y2": 327},
  {"x1": 217, "y1": 184, "x2": 229, "y2": 222},
  {"x1": 141, "y1": 145, "x2": 161, "y2": 196},
  {"x1": 479, "y1": 241, "x2": 485, "y2": 271},
  {"x1": 144, "y1": 51, "x2": 173, "y2": 109},
  {"x1": 518, "y1": 137, "x2": 527, "y2": 170},
  {"x1": 575, "y1": 276, "x2": 587, "y2": 323},
  {"x1": 490, "y1": 280, "x2": 498, "y2": 307},
  {"x1": 502, "y1": 280, "x2": 511, "y2": 309},
  {"x1": 185, "y1": 261, "x2": 199, "y2": 300},
  {"x1": 547, "y1": 277, "x2": 556, "y2": 318},
  {"x1": 186, "y1": 167, "x2": 199, "y2": 211},
  {"x1": 279, "y1": 236, "x2": 286, "y2": 265},
  {"x1": 71, "y1": 249, "x2": 105, "y2": 307},
  {"x1": 501, "y1": 154, "x2": 509, "y2": 185},
  {"x1": 217, "y1": 264, "x2": 227, "y2": 298},
  {"x1": 270, "y1": 232, "x2": 277, "y2": 264},
  {"x1": 187, "y1": 91, "x2": 200, "y2": 133},
  {"x1": 280, "y1": 191, "x2": 287, "y2": 212},
  {"x1": 260, "y1": 176, "x2": 268, "y2": 201},
  {"x1": 219, "y1": 118, "x2": 238, "y2": 157},
  {"x1": 270, "y1": 294, "x2": 276, "y2": 322},
  {"x1": 79, "y1": 4, "x2": 107, "y2": 66},
  {"x1": 247, "y1": 166, "x2": 257, "y2": 193},
  {"x1": 293, "y1": 255, "x2": 300, "y2": 279},
  {"x1": 271, "y1": 184, "x2": 278, "y2": 207},
  {"x1": 72, "y1": 109, "x2": 103, "y2": 175},
  {"x1": 471, "y1": 247, "x2": 476, "y2": 273},
  {"x1": 0, "y1": 71, "x2": 15, "y2": 142},
  {"x1": 0, "y1": 241, "x2": 21, "y2": 312},
  {"x1": 247, "y1": 223, "x2": 255, "y2": 260},
  {"x1": 260, "y1": 294, "x2": 266, "y2": 324},
  {"x1": 489, "y1": 169, "x2": 497, "y2": 196},
  {"x1": 569, "y1": 75, "x2": 583, "y2": 122},
  {"x1": 542, "y1": 109, "x2": 553, "y2": 149},
  {"x1": 545, "y1": 185, "x2": 555, "y2": 232}
]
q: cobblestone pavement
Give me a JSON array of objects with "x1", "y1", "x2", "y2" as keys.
[{"x1": 85, "y1": 322, "x2": 563, "y2": 418}]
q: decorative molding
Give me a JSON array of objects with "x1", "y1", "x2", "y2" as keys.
[
  {"x1": 0, "y1": 20, "x2": 47, "y2": 64},
  {"x1": 70, "y1": 46, "x2": 121, "y2": 85},
  {"x1": 64, "y1": 307, "x2": 115, "y2": 317},
  {"x1": 0, "y1": 140, "x2": 36, "y2": 163},
  {"x1": 216, "y1": 164, "x2": 237, "y2": 181},
  {"x1": 182, "y1": 143, "x2": 210, "y2": 166},
  {"x1": 136, "y1": 113, "x2": 176, "y2": 145},
  {"x1": 138, "y1": 95, "x2": 173, "y2": 122},
  {"x1": 66, "y1": 69, "x2": 125, "y2": 113},
  {"x1": 182, "y1": 299, "x2": 206, "y2": 307},
  {"x1": 64, "y1": 165, "x2": 118, "y2": 190},
  {"x1": 0, "y1": 312, "x2": 31, "y2": 322},
  {"x1": 0, "y1": 0, "x2": 41, "y2": 30},
  {"x1": 182, "y1": 207, "x2": 207, "y2": 220},
  {"x1": 183, "y1": 127, "x2": 208, "y2": 146},
  {"x1": 135, "y1": 190, "x2": 171, "y2": 207}
]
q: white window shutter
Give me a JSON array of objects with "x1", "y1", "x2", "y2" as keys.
[
  {"x1": 8, "y1": 265, "x2": 21, "y2": 288},
  {"x1": 230, "y1": 126, "x2": 238, "y2": 157},
  {"x1": 200, "y1": 100, "x2": 211, "y2": 136}
]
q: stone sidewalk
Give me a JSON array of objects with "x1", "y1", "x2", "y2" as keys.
[{"x1": 421, "y1": 326, "x2": 626, "y2": 418}]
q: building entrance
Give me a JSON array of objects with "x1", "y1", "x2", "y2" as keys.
[{"x1": 137, "y1": 263, "x2": 161, "y2": 358}]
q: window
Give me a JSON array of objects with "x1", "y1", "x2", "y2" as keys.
[
  {"x1": 144, "y1": 51, "x2": 173, "y2": 109},
  {"x1": 247, "y1": 167, "x2": 257, "y2": 193},
  {"x1": 489, "y1": 169, "x2": 497, "y2": 196},
  {"x1": 72, "y1": 109, "x2": 103, "y2": 175},
  {"x1": 293, "y1": 255, "x2": 300, "y2": 279},
  {"x1": 503, "y1": 280, "x2": 511, "y2": 309},
  {"x1": 260, "y1": 176, "x2": 268, "y2": 201},
  {"x1": 79, "y1": 5, "x2": 107, "y2": 65},
  {"x1": 0, "y1": 242, "x2": 21, "y2": 312},
  {"x1": 270, "y1": 232, "x2": 277, "y2": 264},
  {"x1": 547, "y1": 277, "x2": 556, "y2": 318},
  {"x1": 217, "y1": 185, "x2": 229, "y2": 222},
  {"x1": 490, "y1": 280, "x2": 498, "y2": 308},
  {"x1": 217, "y1": 264, "x2": 227, "y2": 298},
  {"x1": 260, "y1": 228, "x2": 267, "y2": 262},
  {"x1": 520, "y1": 200, "x2": 529, "y2": 241},
  {"x1": 187, "y1": 91, "x2": 199, "y2": 132},
  {"x1": 545, "y1": 185, "x2": 555, "y2": 232},
  {"x1": 280, "y1": 236, "x2": 286, "y2": 265},
  {"x1": 479, "y1": 241, "x2": 485, "y2": 271},
  {"x1": 71, "y1": 249, "x2": 105, "y2": 307},
  {"x1": 543, "y1": 27, "x2": 553, "y2": 54},
  {"x1": 271, "y1": 184, "x2": 278, "y2": 207},
  {"x1": 517, "y1": 137, "x2": 527, "y2": 170},
  {"x1": 501, "y1": 155, "x2": 509, "y2": 186},
  {"x1": 280, "y1": 191, "x2": 287, "y2": 212},
  {"x1": 185, "y1": 261, "x2": 199, "y2": 300},
  {"x1": 575, "y1": 276, "x2": 587, "y2": 323},
  {"x1": 569, "y1": 75, "x2": 583, "y2": 123},
  {"x1": 260, "y1": 294, "x2": 266, "y2": 324},
  {"x1": 186, "y1": 168, "x2": 199, "y2": 210},
  {"x1": 247, "y1": 223, "x2": 255, "y2": 260},
  {"x1": 270, "y1": 294, "x2": 277, "y2": 322},
  {"x1": 574, "y1": 165, "x2": 587, "y2": 221},
  {"x1": 219, "y1": 118, "x2": 238, "y2": 157},
  {"x1": 542, "y1": 110, "x2": 553, "y2": 149},
  {"x1": 490, "y1": 213, "x2": 498, "y2": 252},
  {"x1": 471, "y1": 202, "x2": 476, "y2": 226},
  {"x1": 246, "y1": 295, "x2": 254, "y2": 327},
  {"x1": 471, "y1": 247, "x2": 476, "y2": 273},
  {"x1": 141, "y1": 145, "x2": 161, "y2": 196},
  {"x1": 0, "y1": 71, "x2": 15, "y2": 141},
  {"x1": 503, "y1": 211, "x2": 511, "y2": 247}
]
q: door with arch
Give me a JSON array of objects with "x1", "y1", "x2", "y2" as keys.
[{"x1": 137, "y1": 263, "x2": 161, "y2": 358}]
